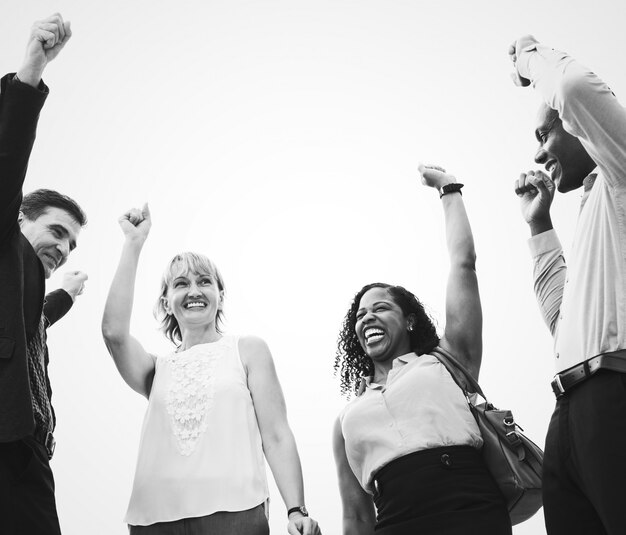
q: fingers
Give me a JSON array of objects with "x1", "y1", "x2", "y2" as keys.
[
  {"x1": 32, "y1": 13, "x2": 68, "y2": 49},
  {"x1": 528, "y1": 169, "x2": 555, "y2": 195},
  {"x1": 514, "y1": 170, "x2": 554, "y2": 198},
  {"x1": 514, "y1": 171, "x2": 537, "y2": 196},
  {"x1": 119, "y1": 207, "x2": 145, "y2": 226}
]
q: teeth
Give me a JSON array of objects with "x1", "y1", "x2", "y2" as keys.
[
  {"x1": 185, "y1": 302, "x2": 206, "y2": 309},
  {"x1": 364, "y1": 327, "x2": 384, "y2": 341}
]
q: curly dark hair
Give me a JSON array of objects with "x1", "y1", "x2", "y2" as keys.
[{"x1": 334, "y1": 283, "x2": 440, "y2": 398}]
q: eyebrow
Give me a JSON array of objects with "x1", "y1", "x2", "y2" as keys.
[{"x1": 49, "y1": 224, "x2": 77, "y2": 250}]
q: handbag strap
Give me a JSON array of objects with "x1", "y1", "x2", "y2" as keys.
[{"x1": 430, "y1": 346, "x2": 488, "y2": 402}]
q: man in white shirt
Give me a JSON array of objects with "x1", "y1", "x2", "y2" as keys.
[{"x1": 511, "y1": 35, "x2": 626, "y2": 535}]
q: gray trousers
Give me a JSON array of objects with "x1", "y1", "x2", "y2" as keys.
[{"x1": 129, "y1": 504, "x2": 269, "y2": 535}]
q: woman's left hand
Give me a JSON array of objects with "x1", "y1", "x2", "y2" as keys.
[
  {"x1": 288, "y1": 514, "x2": 322, "y2": 535},
  {"x1": 418, "y1": 163, "x2": 456, "y2": 190}
]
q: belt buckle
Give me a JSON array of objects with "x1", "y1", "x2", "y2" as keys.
[
  {"x1": 45, "y1": 432, "x2": 56, "y2": 460},
  {"x1": 551, "y1": 374, "x2": 565, "y2": 398}
]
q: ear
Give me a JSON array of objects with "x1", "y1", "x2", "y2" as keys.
[
  {"x1": 161, "y1": 296, "x2": 172, "y2": 315},
  {"x1": 217, "y1": 290, "x2": 225, "y2": 310},
  {"x1": 406, "y1": 313, "x2": 417, "y2": 332},
  {"x1": 18, "y1": 211, "x2": 25, "y2": 226}
]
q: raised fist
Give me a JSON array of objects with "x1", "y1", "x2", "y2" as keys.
[
  {"x1": 508, "y1": 34, "x2": 539, "y2": 87},
  {"x1": 17, "y1": 13, "x2": 72, "y2": 87},
  {"x1": 418, "y1": 163, "x2": 456, "y2": 191},
  {"x1": 118, "y1": 203, "x2": 152, "y2": 243},
  {"x1": 61, "y1": 270, "x2": 88, "y2": 301}
]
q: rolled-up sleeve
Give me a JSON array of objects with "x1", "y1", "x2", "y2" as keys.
[{"x1": 528, "y1": 229, "x2": 566, "y2": 336}]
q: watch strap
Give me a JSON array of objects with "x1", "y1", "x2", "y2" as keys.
[{"x1": 439, "y1": 182, "x2": 464, "y2": 198}]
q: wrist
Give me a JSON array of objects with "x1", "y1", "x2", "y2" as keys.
[
  {"x1": 439, "y1": 182, "x2": 464, "y2": 198},
  {"x1": 529, "y1": 217, "x2": 553, "y2": 236},
  {"x1": 16, "y1": 64, "x2": 45, "y2": 88},
  {"x1": 287, "y1": 505, "x2": 308, "y2": 519}
]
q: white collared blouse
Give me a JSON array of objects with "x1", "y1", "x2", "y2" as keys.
[{"x1": 339, "y1": 351, "x2": 482, "y2": 493}]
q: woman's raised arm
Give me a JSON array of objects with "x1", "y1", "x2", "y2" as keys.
[
  {"x1": 102, "y1": 204, "x2": 156, "y2": 398},
  {"x1": 419, "y1": 165, "x2": 482, "y2": 379}
]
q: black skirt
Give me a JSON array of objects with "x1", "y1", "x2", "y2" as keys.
[{"x1": 372, "y1": 446, "x2": 512, "y2": 535}]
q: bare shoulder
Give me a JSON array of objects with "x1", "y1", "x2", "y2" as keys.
[{"x1": 238, "y1": 335, "x2": 273, "y2": 370}]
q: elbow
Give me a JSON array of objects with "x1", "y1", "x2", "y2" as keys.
[
  {"x1": 451, "y1": 251, "x2": 477, "y2": 271},
  {"x1": 101, "y1": 320, "x2": 126, "y2": 346}
]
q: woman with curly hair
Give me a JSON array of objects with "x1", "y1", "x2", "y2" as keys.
[
  {"x1": 332, "y1": 166, "x2": 511, "y2": 535},
  {"x1": 101, "y1": 205, "x2": 321, "y2": 535}
]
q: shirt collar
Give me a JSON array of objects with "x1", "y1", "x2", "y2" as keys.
[
  {"x1": 358, "y1": 352, "x2": 419, "y2": 393},
  {"x1": 580, "y1": 168, "x2": 598, "y2": 211}
]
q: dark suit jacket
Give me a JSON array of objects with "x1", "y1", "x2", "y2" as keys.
[{"x1": 0, "y1": 73, "x2": 72, "y2": 442}]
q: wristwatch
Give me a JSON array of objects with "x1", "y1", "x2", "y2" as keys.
[
  {"x1": 287, "y1": 506, "x2": 309, "y2": 518},
  {"x1": 439, "y1": 182, "x2": 464, "y2": 198}
]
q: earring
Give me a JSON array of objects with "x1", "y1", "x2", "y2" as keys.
[{"x1": 408, "y1": 324, "x2": 414, "y2": 332}]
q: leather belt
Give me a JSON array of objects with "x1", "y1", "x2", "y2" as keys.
[{"x1": 551, "y1": 351, "x2": 626, "y2": 398}]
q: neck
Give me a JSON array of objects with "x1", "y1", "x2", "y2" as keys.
[
  {"x1": 373, "y1": 360, "x2": 393, "y2": 383},
  {"x1": 178, "y1": 324, "x2": 221, "y2": 351}
]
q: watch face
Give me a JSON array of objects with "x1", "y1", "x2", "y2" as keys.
[{"x1": 300, "y1": 506, "x2": 309, "y2": 516}]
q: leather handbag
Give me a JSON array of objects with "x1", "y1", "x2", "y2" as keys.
[{"x1": 431, "y1": 346, "x2": 544, "y2": 526}]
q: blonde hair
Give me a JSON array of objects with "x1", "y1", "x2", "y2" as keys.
[{"x1": 154, "y1": 252, "x2": 226, "y2": 345}]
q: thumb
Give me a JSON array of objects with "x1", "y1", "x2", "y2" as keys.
[{"x1": 142, "y1": 202, "x2": 151, "y2": 220}]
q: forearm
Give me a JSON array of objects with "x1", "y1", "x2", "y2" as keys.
[
  {"x1": 43, "y1": 289, "x2": 73, "y2": 327},
  {"x1": 442, "y1": 193, "x2": 475, "y2": 268},
  {"x1": 0, "y1": 74, "x2": 48, "y2": 234},
  {"x1": 102, "y1": 239, "x2": 144, "y2": 340},
  {"x1": 529, "y1": 230, "x2": 565, "y2": 336},
  {"x1": 263, "y1": 429, "x2": 306, "y2": 511}
]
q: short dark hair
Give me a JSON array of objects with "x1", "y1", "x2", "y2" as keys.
[
  {"x1": 20, "y1": 189, "x2": 87, "y2": 226},
  {"x1": 334, "y1": 283, "x2": 440, "y2": 397}
]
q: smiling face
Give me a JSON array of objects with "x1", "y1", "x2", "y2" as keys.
[
  {"x1": 534, "y1": 104, "x2": 596, "y2": 193},
  {"x1": 19, "y1": 207, "x2": 81, "y2": 278},
  {"x1": 355, "y1": 287, "x2": 413, "y2": 363},
  {"x1": 163, "y1": 270, "x2": 224, "y2": 332}
]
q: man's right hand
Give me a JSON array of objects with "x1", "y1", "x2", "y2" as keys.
[
  {"x1": 119, "y1": 204, "x2": 152, "y2": 244},
  {"x1": 515, "y1": 170, "x2": 555, "y2": 235},
  {"x1": 17, "y1": 13, "x2": 72, "y2": 88}
]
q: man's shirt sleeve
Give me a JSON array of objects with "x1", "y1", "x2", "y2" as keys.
[
  {"x1": 528, "y1": 229, "x2": 566, "y2": 337},
  {"x1": 517, "y1": 44, "x2": 626, "y2": 189}
]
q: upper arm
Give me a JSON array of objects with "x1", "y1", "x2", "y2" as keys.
[
  {"x1": 439, "y1": 195, "x2": 482, "y2": 378},
  {"x1": 440, "y1": 261, "x2": 482, "y2": 379},
  {"x1": 240, "y1": 336, "x2": 291, "y2": 442},
  {"x1": 558, "y1": 64, "x2": 626, "y2": 185},
  {"x1": 522, "y1": 46, "x2": 626, "y2": 185},
  {"x1": 332, "y1": 418, "x2": 376, "y2": 534},
  {"x1": 102, "y1": 333, "x2": 156, "y2": 398}
]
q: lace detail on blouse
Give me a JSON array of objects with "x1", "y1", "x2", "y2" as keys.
[{"x1": 165, "y1": 346, "x2": 221, "y2": 456}]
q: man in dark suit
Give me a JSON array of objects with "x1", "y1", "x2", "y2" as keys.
[{"x1": 0, "y1": 14, "x2": 88, "y2": 534}]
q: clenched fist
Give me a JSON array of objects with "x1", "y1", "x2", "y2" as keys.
[{"x1": 17, "y1": 13, "x2": 72, "y2": 87}]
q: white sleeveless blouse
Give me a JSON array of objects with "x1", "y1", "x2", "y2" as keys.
[
  {"x1": 125, "y1": 335, "x2": 269, "y2": 525},
  {"x1": 339, "y1": 352, "x2": 483, "y2": 494}
]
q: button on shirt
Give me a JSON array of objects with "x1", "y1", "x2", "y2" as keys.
[
  {"x1": 518, "y1": 45, "x2": 626, "y2": 373},
  {"x1": 339, "y1": 352, "x2": 482, "y2": 493}
]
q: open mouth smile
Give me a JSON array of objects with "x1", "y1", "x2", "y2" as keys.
[
  {"x1": 364, "y1": 327, "x2": 385, "y2": 346},
  {"x1": 184, "y1": 301, "x2": 207, "y2": 310}
]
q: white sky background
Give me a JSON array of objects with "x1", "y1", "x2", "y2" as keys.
[{"x1": 2, "y1": 1, "x2": 625, "y2": 533}]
